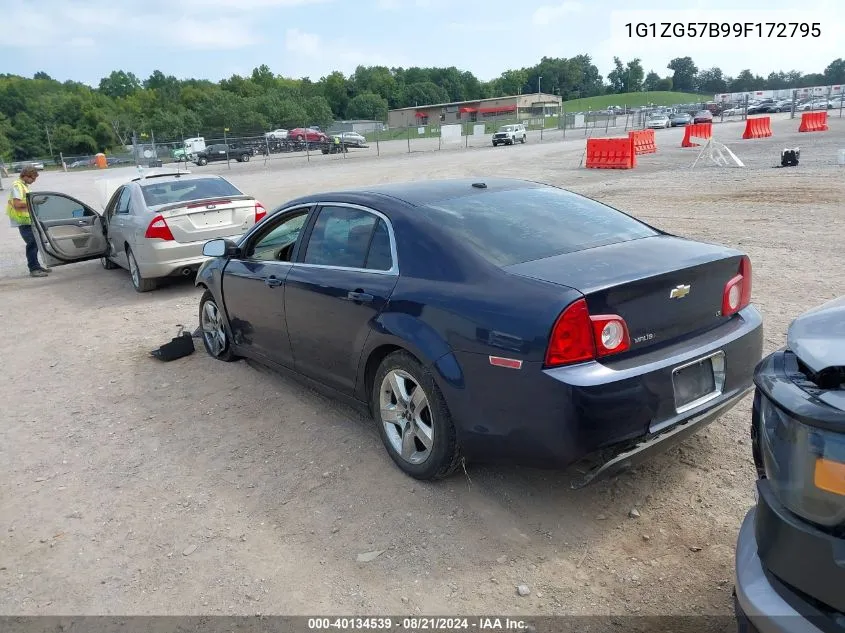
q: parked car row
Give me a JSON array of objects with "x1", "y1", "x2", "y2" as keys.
[{"x1": 22, "y1": 175, "x2": 843, "y2": 633}]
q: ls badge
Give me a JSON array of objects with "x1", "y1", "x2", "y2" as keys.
[{"x1": 669, "y1": 284, "x2": 691, "y2": 299}]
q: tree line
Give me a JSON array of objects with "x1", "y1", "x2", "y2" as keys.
[{"x1": 1, "y1": 56, "x2": 843, "y2": 160}]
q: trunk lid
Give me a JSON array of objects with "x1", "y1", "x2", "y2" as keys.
[
  {"x1": 505, "y1": 235, "x2": 745, "y2": 353},
  {"x1": 155, "y1": 196, "x2": 256, "y2": 243}
]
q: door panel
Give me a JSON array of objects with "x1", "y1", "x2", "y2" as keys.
[
  {"x1": 222, "y1": 261, "x2": 294, "y2": 365},
  {"x1": 220, "y1": 207, "x2": 312, "y2": 367},
  {"x1": 284, "y1": 204, "x2": 399, "y2": 394},
  {"x1": 285, "y1": 267, "x2": 397, "y2": 393},
  {"x1": 104, "y1": 186, "x2": 131, "y2": 265},
  {"x1": 28, "y1": 192, "x2": 108, "y2": 266}
]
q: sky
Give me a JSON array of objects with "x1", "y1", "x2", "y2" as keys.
[{"x1": 2, "y1": 0, "x2": 843, "y2": 88}]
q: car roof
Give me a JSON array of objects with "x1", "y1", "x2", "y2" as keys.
[{"x1": 284, "y1": 177, "x2": 546, "y2": 210}]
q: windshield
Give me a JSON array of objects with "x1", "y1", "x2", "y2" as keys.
[
  {"x1": 424, "y1": 187, "x2": 658, "y2": 267},
  {"x1": 140, "y1": 177, "x2": 244, "y2": 207},
  {"x1": 497, "y1": 126, "x2": 514, "y2": 132}
]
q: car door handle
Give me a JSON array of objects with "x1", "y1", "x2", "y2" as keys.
[
  {"x1": 264, "y1": 276, "x2": 283, "y2": 288},
  {"x1": 347, "y1": 290, "x2": 373, "y2": 303}
]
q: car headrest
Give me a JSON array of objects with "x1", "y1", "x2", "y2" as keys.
[{"x1": 347, "y1": 223, "x2": 373, "y2": 250}]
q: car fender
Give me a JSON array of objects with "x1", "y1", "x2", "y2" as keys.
[
  {"x1": 354, "y1": 311, "x2": 463, "y2": 401},
  {"x1": 195, "y1": 259, "x2": 235, "y2": 336}
]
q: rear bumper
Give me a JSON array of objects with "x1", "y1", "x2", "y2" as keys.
[
  {"x1": 132, "y1": 235, "x2": 243, "y2": 278},
  {"x1": 734, "y1": 506, "x2": 842, "y2": 633},
  {"x1": 442, "y1": 305, "x2": 763, "y2": 483}
]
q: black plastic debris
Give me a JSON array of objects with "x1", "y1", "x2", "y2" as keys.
[
  {"x1": 780, "y1": 147, "x2": 800, "y2": 167},
  {"x1": 150, "y1": 325, "x2": 195, "y2": 362}
]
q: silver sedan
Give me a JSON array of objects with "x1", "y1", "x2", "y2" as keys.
[{"x1": 26, "y1": 170, "x2": 265, "y2": 292}]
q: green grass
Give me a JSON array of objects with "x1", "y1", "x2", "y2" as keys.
[{"x1": 561, "y1": 91, "x2": 705, "y2": 112}]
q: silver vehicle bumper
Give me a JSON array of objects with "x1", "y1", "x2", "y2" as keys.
[
  {"x1": 734, "y1": 508, "x2": 827, "y2": 633},
  {"x1": 133, "y1": 234, "x2": 245, "y2": 278}
]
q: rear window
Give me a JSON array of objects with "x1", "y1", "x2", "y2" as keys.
[
  {"x1": 140, "y1": 178, "x2": 243, "y2": 207},
  {"x1": 424, "y1": 187, "x2": 658, "y2": 267}
]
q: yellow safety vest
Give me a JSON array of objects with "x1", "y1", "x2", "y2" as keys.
[{"x1": 6, "y1": 179, "x2": 31, "y2": 225}]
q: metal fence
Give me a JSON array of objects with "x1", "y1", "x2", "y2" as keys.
[{"x1": 2, "y1": 96, "x2": 843, "y2": 184}]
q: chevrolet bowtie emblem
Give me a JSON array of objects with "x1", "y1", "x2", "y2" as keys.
[{"x1": 669, "y1": 284, "x2": 691, "y2": 299}]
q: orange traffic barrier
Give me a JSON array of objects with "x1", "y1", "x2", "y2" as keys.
[
  {"x1": 798, "y1": 111, "x2": 829, "y2": 132},
  {"x1": 628, "y1": 129, "x2": 656, "y2": 154},
  {"x1": 681, "y1": 123, "x2": 712, "y2": 147},
  {"x1": 585, "y1": 136, "x2": 636, "y2": 169},
  {"x1": 742, "y1": 116, "x2": 773, "y2": 139},
  {"x1": 94, "y1": 152, "x2": 107, "y2": 169}
]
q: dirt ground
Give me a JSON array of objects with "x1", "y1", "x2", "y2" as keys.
[{"x1": 1, "y1": 113, "x2": 844, "y2": 623}]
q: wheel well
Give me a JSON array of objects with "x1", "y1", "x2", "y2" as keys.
[{"x1": 363, "y1": 344, "x2": 413, "y2": 399}]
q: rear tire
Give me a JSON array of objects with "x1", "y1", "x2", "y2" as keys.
[
  {"x1": 126, "y1": 247, "x2": 157, "y2": 293},
  {"x1": 371, "y1": 351, "x2": 461, "y2": 481},
  {"x1": 199, "y1": 290, "x2": 238, "y2": 362},
  {"x1": 241, "y1": 154, "x2": 250, "y2": 162}
]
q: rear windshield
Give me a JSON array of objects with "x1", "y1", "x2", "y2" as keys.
[
  {"x1": 424, "y1": 187, "x2": 658, "y2": 267},
  {"x1": 140, "y1": 177, "x2": 243, "y2": 207}
]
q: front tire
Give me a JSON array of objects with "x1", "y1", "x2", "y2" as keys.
[
  {"x1": 101, "y1": 255, "x2": 118, "y2": 270},
  {"x1": 126, "y1": 247, "x2": 156, "y2": 293},
  {"x1": 372, "y1": 351, "x2": 461, "y2": 480},
  {"x1": 199, "y1": 290, "x2": 238, "y2": 362},
  {"x1": 197, "y1": 157, "x2": 208, "y2": 166}
]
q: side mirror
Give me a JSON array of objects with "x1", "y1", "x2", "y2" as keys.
[{"x1": 203, "y1": 238, "x2": 238, "y2": 258}]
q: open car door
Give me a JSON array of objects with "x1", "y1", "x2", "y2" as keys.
[{"x1": 27, "y1": 191, "x2": 109, "y2": 267}]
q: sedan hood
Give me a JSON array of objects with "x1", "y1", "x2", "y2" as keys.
[{"x1": 787, "y1": 295, "x2": 845, "y2": 373}]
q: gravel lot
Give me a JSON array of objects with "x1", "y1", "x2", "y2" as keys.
[{"x1": 2, "y1": 113, "x2": 844, "y2": 625}]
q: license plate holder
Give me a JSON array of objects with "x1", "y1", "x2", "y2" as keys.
[{"x1": 672, "y1": 351, "x2": 725, "y2": 413}]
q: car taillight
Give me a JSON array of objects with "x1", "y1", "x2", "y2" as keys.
[
  {"x1": 254, "y1": 202, "x2": 267, "y2": 223},
  {"x1": 722, "y1": 255, "x2": 752, "y2": 317},
  {"x1": 144, "y1": 214, "x2": 174, "y2": 241},
  {"x1": 544, "y1": 298, "x2": 631, "y2": 368}
]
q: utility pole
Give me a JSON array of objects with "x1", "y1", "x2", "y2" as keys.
[{"x1": 44, "y1": 124, "x2": 54, "y2": 159}]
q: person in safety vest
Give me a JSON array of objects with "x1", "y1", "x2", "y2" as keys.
[{"x1": 7, "y1": 166, "x2": 50, "y2": 277}]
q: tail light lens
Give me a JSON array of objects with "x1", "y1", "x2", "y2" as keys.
[
  {"x1": 254, "y1": 202, "x2": 267, "y2": 223},
  {"x1": 545, "y1": 298, "x2": 631, "y2": 367},
  {"x1": 144, "y1": 214, "x2": 174, "y2": 241},
  {"x1": 590, "y1": 315, "x2": 631, "y2": 357},
  {"x1": 722, "y1": 255, "x2": 752, "y2": 317}
]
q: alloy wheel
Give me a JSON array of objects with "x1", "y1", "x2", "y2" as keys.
[
  {"x1": 201, "y1": 300, "x2": 227, "y2": 357},
  {"x1": 379, "y1": 369, "x2": 434, "y2": 465}
]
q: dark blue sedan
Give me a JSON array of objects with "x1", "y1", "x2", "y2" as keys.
[{"x1": 196, "y1": 178, "x2": 763, "y2": 486}]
